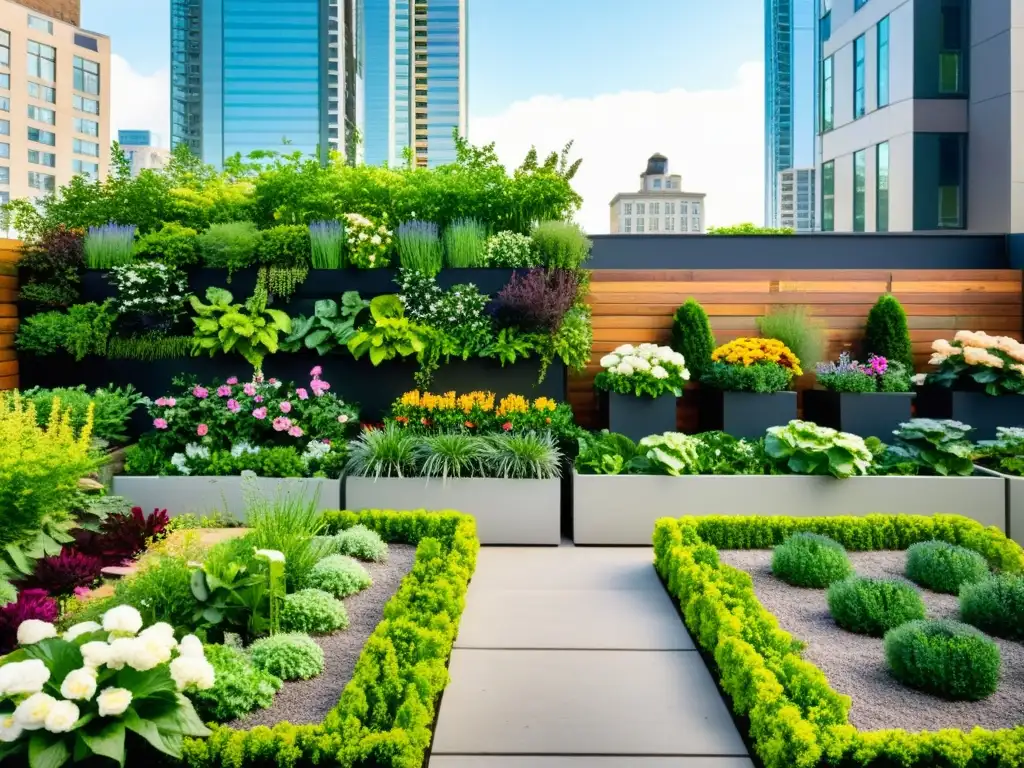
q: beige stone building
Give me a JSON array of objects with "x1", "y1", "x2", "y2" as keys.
[
  {"x1": 609, "y1": 154, "x2": 707, "y2": 235},
  {"x1": 0, "y1": 0, "x2": 109, "y2": 205}
]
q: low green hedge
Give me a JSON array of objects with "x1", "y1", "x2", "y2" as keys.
[
  {"x1": 180, "y1": 509, "x2": 478, "y2": 768},
  {"x1": 653, "y1": 514, "x2": 1024, "y2": 768}
]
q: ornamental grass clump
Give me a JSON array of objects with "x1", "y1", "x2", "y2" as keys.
[
  {"x1": 595, "y1": 343, "x2": 690, "y2": 398},
  {"x1": 816, "y1": 352, "x2": 911, "y2": 393},
  {"x1": 703, "y1": 337, "x2": 802, "y2": 393},
  {"x1": 397, "y1": 220, "x2": 444, "y2": 275},
  {"x1": 306, "y1": 554, "x2": 372, "y2": 598},
  {"x1": 309, "y1": 220, "x2": 345, "y2": 269},
  {"x1": 926, "y1": 330, "x2": 1024, "y2": 395},
  {"x1": 480, "y1": 431, "x2": 562, "y2": 479},
  {"x1": 827, "y1": 576, "x2": 926, "y2": 636},
  {"x1": 443, "y1": 218, "x2": 487, "y2": 267},
  {"x1": 883, "y1": 618, "x2": 1001, "y2": 700},
  {"x1": 84, "y1": 222, "x2": 136, "y2": 268},
  {"x1": 249, "y1": 632, "x2": 325, "y2": 681},
  {"x1": 764, "y1": 420, "x2": 873, "y2": 479},
  {"x1": 905, "y1": 540, "x2": 989, "y2": 594},
  {"x1": 772, "y1": 532, "x2": 853, "y2": 588},
  {"x1": 756, "y1": 306, "x2": 825, "y2": 371},
  {"x1": 531, "y1": 220, "x2": 591, "y2": 268},
  {"x1": 959, "y1": 573, "x2": 1024, "y2": 640}
]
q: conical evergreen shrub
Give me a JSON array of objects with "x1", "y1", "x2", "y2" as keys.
[
  {"x1": 671, "y1": 298, "x2": 715, "y2": 378},
  {"x1": 865, "y1": 294, "x2": 913, "y2": 372}
]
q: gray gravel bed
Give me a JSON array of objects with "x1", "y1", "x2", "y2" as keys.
[
  {"x1": 231, "y1": 543, "x2": 418, "y2": 728},
  {"x1": 717, "y1": 549, "x2": 1024, "y2": 733}
]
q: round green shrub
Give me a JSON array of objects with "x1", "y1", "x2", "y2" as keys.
[
  {"x1": 827, "y1": 576, "x2": 926, "y2": 636},
  {"x1": 905, "y1": 541, "x2": 989, "y2": 594},
  {"x1": 959, "y1": 573, "x2": 1024, "y2": 640},
  {"x1": 306, "y1": 554, "x2": 372, "y2": 599},
  {"x1": 280, "y1": 588, "x2": 348, "y2": 634},
  {"x1": 187, "y1": 643, "x2": 282, "y2": 721},
  {"x1": 865, "y1": 294, "x2": 913, "y2": 373},
  {"x1": 771, "y1": 533, "x2": 853, "y2": 588},
  {"x1": 883, "y1": 619, "x2": 1001, "y2": 701},
  {"x1": 671, "y1": 298, "x2": 715, "y2": 378},
  {"x1": 249, "y1": 632, "x2": 325, "y2": 681},
  {"x1": 332, "y1": 525, "x2": 388, "y2": 563}
]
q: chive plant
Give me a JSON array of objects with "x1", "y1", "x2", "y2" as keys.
[
  {"x1": 84, "y1": 223, "x2": 136, "y2": 268},
  {"x1": 443, "y1": 218, "x2": 487, "y2": 267},
  {"x1": 309, "y1": 220, "x2": 345, "y2": 269},
  {"x1": 396, "y1": 220, "x2": 443, "y2": 275}
]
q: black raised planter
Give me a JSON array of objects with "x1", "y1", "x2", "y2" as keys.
[
  {"x1": 698, "y1": 389, "x2": 798, "y2": 439},
  {"x1": 802, "y1": 390, "x2": 915, "y2": 439},
  {"x1": 80, "y1": 269, "x2": 117, "y2": 302},
  {"x1": 599, "y1": 390, "x2": 677, "y2": 442},
  {"x1": 914, "y1": 387, "x2": 1024, "y2": 440}
]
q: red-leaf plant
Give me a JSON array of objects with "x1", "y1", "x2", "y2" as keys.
[
  {"x1": 20, "y1": 548, "x2": 104, "y2": 596},
  {"x1": 0, "y1": 589, "x2": 58, "y2": 654},
  {"x1": 74, "y1": 506, "x2": 170, "y2": 565}
]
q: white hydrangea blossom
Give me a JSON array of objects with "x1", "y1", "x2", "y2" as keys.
[{"x1": 599, "y1": 342, "x2": 690, "y2": 392}]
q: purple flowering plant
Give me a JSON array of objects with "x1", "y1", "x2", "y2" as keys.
[{"x1": 816, "y1": 352, "x2": 911, "y2": 393}]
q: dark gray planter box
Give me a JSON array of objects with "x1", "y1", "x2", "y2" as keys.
[
  {"x1": 698, "y1": 390, "x2": 798, "y2": 439},
  {"x1": 915, "y1": 388, "x2": 1024, "y2": 441},
  {"x1": 803, "y1": 390, "x2": 915, "y2": 439},
  {"x1": 599, "y1": 390, "x2": 677, "y2": 441}
]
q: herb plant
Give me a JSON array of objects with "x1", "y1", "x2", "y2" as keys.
[
  {"x1": 959, "y1": 573, "x2": 1024, "y2": 640},
  {"x1": 188, "y1": 642, "x2": 281, "y2": 721},
  {"x1": 443, "y1": 218, "x2": 487, "y2": 267},
  {"x1": 249, "y1": 632, "x2": 325, "y2": 680},
  {"x1": 198, "y1": 221, "x2": 262, "y2": 275},
  {"x1": 905, "y1": 540, "x2": 989, "y2": 594},
  {"x1": 485, "y1": 231, "x2": 534, "y2": 267},
  {"x1": 329, "y1": 525, "x2": 388, "y2": 562},
  {"x1": 134, "y1": 222, "x2": 201, "y2": 268},
  {"x1": 531, "y1": 220, "x2": 591, "y2": 268},
  {"x1": 280, "y1": 588, "x2": 348, "y2": 634},
  {"x1": 308, "y1": 220, "x2": 345, "y2": 268},
  {"x1": 772, "y1": 533, "x2": 853, "y2": 588},
  {"x1": 84, "y1": 222, "x2": 136, "y2": 267},
  {"x1": 827, "y1": 576, "x2": 926, "y2": 636},
  {"x1": 884, "y1": 619, "x2": 1000, "y2": 701},
  {"x1": 397, "y1": 220, "x2": 444, "y2": 275}
]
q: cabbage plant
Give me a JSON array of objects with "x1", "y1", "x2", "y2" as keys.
[{"x1": 764, "y1": 420, "x2": 872, "y2": 479}]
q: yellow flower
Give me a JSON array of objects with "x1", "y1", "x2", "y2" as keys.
[
  {"x1": 497, "y1": 394, "x2": 529, "y2": 417},
  {"x1": 711, "y1": 337, "x2": 801, "y2": 374},
  {"x1": 399, "y1": 390, "x2": 423, "y2": 408},
  {"x1": 532, "y1": 397, "x2": 557, "y2": 412}
]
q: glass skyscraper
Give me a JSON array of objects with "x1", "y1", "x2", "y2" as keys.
[
  {"x1": 764, "y1": 0, "x2": 815, "y2": 229},
  {"x1": 171, "y1": 0, "x2": 364, "y2": 167},
  {"x1": 363, "y1": 0, "x2": 467, "y2": 168}
]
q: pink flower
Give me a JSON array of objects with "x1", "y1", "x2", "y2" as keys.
[
  {"x1": 253, "y1": 407, "x2": 268, "y2": 420},
  {"x1": 296, "y1": 388, "x2": 309, "y2": 400},
  {"x1": 272, "y1": 417, "x2": 292, "y2": 432},
  {"x1": 197, "y1": 424, "x2": 208, "y2": 436},
  {"x1": 310, "y1": 366, "x2": 323, "y2": 377},
  {"x1": 226, "y1": 377, "x2": 239, "y2": 385},
  {"x1": 217, "y1": 385, "x2": 232, "y2": 397},
  {"x1": 73, "y1": 586, "x2": 90, "y2": 598},
  {"x1": 288, "y1": 426, "x2": 304, "y2": 438},
  {"x1": 156, "y1": 397, "x2": 177, "y2": 407},
  {"x1": 254, "y1": 395, "x2": 264, "y2": 403},
  {"x1": 279, "y1": 401, "x2": 292, "y2": 413},
  {"x1": 193, "y1": 386, "x2": 209, "y2": 399},
  {"x1": 338, "y1": 414, "x2": 349, "y2": 424},
  {"x1": 227, "y1": 399, "x2": 241, "y2": 413},
  {"x1": 310, "y1": 379, "x2": 331, "y2": 396},
  {"x1": 155, "y1": 397, "x2": 168, "y2": 407},
  {"x1": 269, "y1": 378, "x2": 277, "y2": 384},
  {"x1": 153, "y1": 418, "x2": 168, "y2": 430},
  {"x1": 243, "y1": 383, "x2": 257, "y2": 396}
]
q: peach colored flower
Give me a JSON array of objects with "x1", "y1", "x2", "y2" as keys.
[
  {"x1": 963, "y1": 347, "x2": 1004, "y2": 368},
  {"x1": 931, "y1": 339, "x2": 961, "y2": 356},
  {"x1": 1011, "y1": 363, "x2": 1024, "y2": 376},
  {"x1": 955, "y1": 330, "x2": 998, "y2": 349},
  {"x1": 929, "y1": 353, "x2": 948, "y2": 366}
]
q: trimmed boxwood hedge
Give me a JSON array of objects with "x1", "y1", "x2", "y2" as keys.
[
  {"x1": 653, "y1": 513, "x2": 1024, "y2": 768},
  {"x1": 180, "y1": 508, "x2": 478, "y2": 768}
]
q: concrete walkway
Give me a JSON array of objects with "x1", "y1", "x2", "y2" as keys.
[{"x1": 429, "y1": 546, "x2": 754, "y2": 767}]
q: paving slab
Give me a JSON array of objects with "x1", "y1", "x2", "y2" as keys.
[
  {"x1": 431, "y1": 649, "x2": 747, "y2": 756},
  {"x1": 430, "y1": 758, "x2": 755, "y2": 768},
  {"x1": 469, "y1": 546, "x2": 658, "y2": 591},
  {"x1": 455, "y1": 588, "x2": 694, "y2": 650}
]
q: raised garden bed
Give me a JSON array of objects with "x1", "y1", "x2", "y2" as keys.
[
  {"x1": 574, "y1": 473, "x2": 1006, "y2": 545},
  {"x1": 975, "y1": 465, "x2": 1024, "y2": 546}
]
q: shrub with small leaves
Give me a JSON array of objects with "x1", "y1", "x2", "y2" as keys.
[
  {"x1": 959, "y1": 573, "x2": 1024, "y2": 640},
  {"x1": 771, "y1": 532, "x2": 853, "y2": 588},
  {"x1": 827, "y1": 576, "x2": 926, "y2": 636},
  {"x1": 884, "y1": 619, "x2": 1001, "y2": 701},
  {"x1": 333, "y1": 524, "x2": 389, "y2": 562},
  {"x1": 306, "y1": 554, "x2": 372, "y2": 598},
  {"x1": 280, "y1": 588, "x2": 348, "y2": 634},
  {"x1": 249, "y1": 632, "x2": 325, "y2": 681},
  {"x1": 188, "y1": 643, "x2": 282, "y2": 721},
  {"x1": 905, "y1": 540, "x2": 989, "y2": 594}
]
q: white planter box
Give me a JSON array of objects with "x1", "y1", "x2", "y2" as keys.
[
  {"x1": 111, "y1": 475, "x2": 341, "y2": 522},
  {"x1": 573, "y1": 472, "x2": 1007, "y2": 545},
  {"x1": 974, "y1": 466, "x2": 1023, "y2": 547},
  {"x1": 345, "y1": 477, "x2": 560, "y2": 545}
]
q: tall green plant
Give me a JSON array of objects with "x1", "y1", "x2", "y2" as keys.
[
  {"x1": 309, "y1": 220, "x2": 345, "y2": 269},
  {"x1": 443, "y1": 218, "x2": 487, "y2": 267},
  {"x1": 671, "y1": 298, "x2": 715, "y2": 378},
  {"x1": 756, "y1": 306, "x2": 826, "y2": 369},
  {"x1": 531, "y1": 220, "x2": 591, "y2": 267},
  {"x1": 198, "y1": 221, "x2": 262, "y2": 274},
  {"x1": 397, "y1": 220, "x2": 444, "y2": 274},
  {"x1": 244, "y1": 489, "x2": 329, "y2": 592},
  {"x1": 865, "y1": 294, "x2": 913, "y2": 372},
  {"x1": 84, "y1": 223, "x2": 136, "y2": 268}
]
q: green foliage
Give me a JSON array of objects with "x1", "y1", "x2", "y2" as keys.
[
  {"x1": 256, "y1": 224, "x2": 311, "y2": 268},
  {"x1": 485, "y1": 230, "x2": 535, "y2": 267},
  {"x1": 190, "y1": 555, "x2": 272, "y2": 644},
  {"x1": 346, "y1": 423, "x2": 420, "y2": 478},
  {"x1": 16, "y1": 301, "x2": 115, "y2": 361},
  {"x1": 772, "y1": 532, "x2": 853, "y2": 588},
  {"x1": 826, "y1": 576, "x2": 926, "y2": 636},
  {"x1": 84, "y1": 222, "x2": 136, "y2": 268},
  {"x1": 188, "y1": 642, "x2": 282, "y2": 722},
  {"x1": 347, "y1": 294, "x2": 428, "y2": 366},
  {"x1": 756, "y1": 306, "x2": 825, "y2": 370},
  {"x1": 481, "y1": 327, "x2": 540, "y2": 367},
  {"x1": 134, "y1": 222, "x2": 201, "y2": 268},
  {"x1": 189, "y1": 286, "x2": 291, "y2": 373},
  {"x1": 905, "y1": 540, "x2": 989, "y2": 594},
  {"x1": 637, "y1": 432, "x2": 702, "y2": 476},
  {"x1": 973, "y1": 426, "x2": 1024, "y2": 477},
  {"x1": 884, "y1": 619, "x2": 1000, "y2": 700},
  {"x1": 531, "y1": 220, "x2": 591, "y2": 267},
  {"x1": 882, "y1": 419, "x2": 975, "y2": 477},
  {"x1": 245, "y1": 493, "x2": 330, "y2": 592},
  {"x1": 23, "y1": 384, "x2": 141, "y2": 445},
  {"x1": 442, "y1": 217, "x2": 487, "y2": 267},
  {"x1": 330, "y1": 524, "x2": 389, "y2": 562},
  {"x1": 701, "y1": 361, "x2": 792, "y2": 393},
  {"x1": 959, "y1": 573, "x2": 1024, "y2": 639},
  {"x1": 865, "y1": 294, "x2": 914, "y2": 372},
  {"x1": 280, "y1": 588, "x2": 348, "y2": 634},
  {"x1": 249, "y1": 632, "x2": 326, "y2": 681},
  {"x1": 706, "y1": 222, "x2": 794, "y2": 234},
  {"x1": 306, "y1": 554, "x2": 372, "y2": 598},
  {"x1": 692, "y1": 431, "x2": 765, "y2": 475},
  {"x1": 281, "y1": 292, "x2": 369, "y2": 355},
  {"x1": 552, "y1": 306, "x2": 593, "y2": 374},
  {"x1": 575, "y1": 430, "x2": 643, "y2": 475},
  {"x1": 574, "y1": 430, "x2": 765, "y2": 476},
  {"x1": 671, "y1": 298, "x2": 715, "y2": 378},
  {"x1": 198, "y1": 222, "x2": 262, "y2": 273},
  {"x1": 106, "y1": 334, "x2": 193, "y2": 361},
  {"x1": 397, "y1": 220, "x2": 444, "y2": 274},
  {"x1": 415, "y1": 432, "x2": 487, "y2": 479},
  {"x1": 764, "y1": 420, "x2": 873, "y2": 479},
  {"x1": 309, "y1": 220, "x2": 345, "y2": 269}
]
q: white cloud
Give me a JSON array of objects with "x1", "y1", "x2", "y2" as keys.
[
  {"x1": 109, "y1": 54, "x2": 171, "y2": 148},
  {"x1": 470, "y1": 62, "x2": 765, "y2": 233}
]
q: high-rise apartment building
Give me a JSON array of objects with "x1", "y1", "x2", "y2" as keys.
[
  {"x1": 609, "y1": 154, "x2": 707, "y2": 235},
  {"x1": 0, "y1": 0, "x2": 109, "y2": 204},
  {"x1": 765, "y1": 0, "x2": 816, "y2": 228},
  {"x1": 778, "y1": 167, "x2": 816, "y2": 230},
  {"x1": 118, "y1": 129, "x2": 169, "y2": 176},
  {"x1": 16, "y1": 0, "x2": 76, "y2": 26},
  {"x1": 363, "y1": 0, "x2": 467, "y2": 168},
  {"x1": 816, "y1": 0, "x2": 1021, "y2": 233},
  {"x1": 171, "y1": 0, "x2": 364, "y2": 167}
]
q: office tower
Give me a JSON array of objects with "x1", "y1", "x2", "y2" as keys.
[
  {"x1": 778, "y1": 167, "x2": 815, "y2": 231},
  {"x1": 765, "y1": 0, "x2": 816, "y2": 229},
  {"x1": 363, "y1": 0, "x2": 467, "y2": 168},
  {"x1": 609, "y1": 154, "x2": 707, "y2": 235},
  {"x1": 0, "y1": 0, "x2": 109, "y2": 204},
  {"x1": 171, "y1": 0, "x2": 364, "y2": 167},
  {"x1": 117, "y1": 129, "x2": 170, "y2": 176}
]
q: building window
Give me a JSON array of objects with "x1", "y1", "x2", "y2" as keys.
[
  {"x1": 938, "y1": 134, "x2": 964, "y2": 228},
  {"x1": 73, "y1": 95, "x2": 100, "y2": 115},
  {"x1": 27, "y1": 171, "x2": 55, "y2": 191},
  {"x1": 692, "y1": 202, "x2": 701, "y2": 215},
  {"x1": 653, "y1": 178, "x2": 662, "y2": 189},
  {"x1": 651, "y1": 202, "x2": 660, "y2": 215},
  {"x1": 877, "y1": 16, "x2": 890, "y2": 107},
  {"x1": 0, "y1": 30, "x2": 8, "y2": 67},
  {"x1": 73, "y1": 159, "x2": 99, "y2": 178},
  {"x1": 27, "y1": 105, "x2": 55, "y2": 125},
  {"x1": 854, "y1": 0, "x2": 869, "y2": 9},
  {"x1": 821, "y1": 160, "x2": 835, "y2": 231},
  {"x1": 665, "y1": 216, "x2": 675, "y2": 231},
  {"x1": 649, "y1": 217, "x2": 659, "y2": 232},
  {"x1": 666, "y1": 201, "x2": 675, "y2": 215},
  {"x1": 0, "y1": 74, "x2": 8, "y2": 90},
  {"x1": 27, "y1": 41, "x2": 56, "y2": 82},
  {"x1": 28, "y1": 14, "x2": 53, "y2": 34},
  {"x1": 28, "y1": 149, "x2": 56, "y2": 167},
  {"x1": 624, "y1": 217, "x2": 631, "y2": 233},
  {"x1": 624, "y1": 202, "x2": 632, "y2": 215},
  {"x1": 681, "y1": 217, "x2": 688, "y2": 232},
  {"x1": 0, "y1": 120, "x2": 8, "y2": 136},
  {"x1": 73, "y1": 138, "x2": 100, "y2": 157},
  {"x1": 0, "y1": 97, "x2": 7, "y2": 111},
  {"x1": 74, "y1": 33, "x2": 99, "y2": 52},
  {"x1": 680, "y1": 203, "x2": 688, "y2": 215},
  {"x1": 876, "y1": 142, "x2": 889, "y2": 232},
  {"x1": 28, "y1": 82, "x2": 55, "y2": 103},
  {"x1": 637, "y1": 218, "x2": 645, "y2": 233},
  {"x1": 73, "y1": 56, "x2": 100, "y2": 95},
  {"x1": 691, "y1": 217, "x2": 699, "y2": 231},
  {"x1": 853, "y1": 35, "x2": 866, "y2": 118},
  {"x1": 821, "y1": 56, "x2": 834, "y2": 131},
  {"x1": 939, "y1": 0, "x2": 964, "y2": 94},
  {"x1": 0, "y1": 167, "x2": 8, "y2": 184},
  {"x1": 853, "y1": 149, "x2": 866, "y2": 231},
  {"x1": 636, "y1": 202, "x2": 645, "y2": 215},
  {"x1": 28, "y1": 127, "x2": 55, "y2": 145},
  {"x1": 0, "y1": 143, "x2": 8, "y2": 159}
]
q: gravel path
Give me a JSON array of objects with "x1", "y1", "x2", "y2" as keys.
[
  {"x1": 717, "y1": 549, "x2": 1024, "y2": 733},
  {"x1": 232, "y1": 543, "x2": 418, "y2": 728}
]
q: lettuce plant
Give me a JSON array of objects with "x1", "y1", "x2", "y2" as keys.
[
  {"x1": 764, "y1": 420, "x2": 872, "y2": 479},
  {"x1": 637, "y1": 432, "x2": 702, "y2": 476},
  {"x1": 883, "y1": 419, "x2": 974, "y2": 477}
]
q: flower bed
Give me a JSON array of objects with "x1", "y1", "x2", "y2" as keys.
[{"x1": 653, "y1": 514, "x2": 1024, "y2": 768}]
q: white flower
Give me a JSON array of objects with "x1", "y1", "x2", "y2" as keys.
[
  {"x1": 358, "y1": 232, "x2": 368, "y2": 241},
  {"x1": 0, "y1": 711, "x2": 22, "y2": 743},
  {"x1": 169, "y1": 656, "x2": 215, "y2": 692},
  {"x1": 80, "y1": 641, "x2": 111, "y2": 669},
  {"x1": 911, "y1": 373, "x2": 927, "y2": 386},
  {"x1": 631, "y1": 358, "x2": 651, "y2": 372},
  {"x1": 125, "y1": 637, "x2": 171, "y2": 672},
  {"x1": 616, "y1": 344, "x2": 635, "y2": 355},
  {"x1": 60, "y1": 668, "x2": 97, "y2": 701},
  {"x1": 370, "y1": 234, "x2": 382, "y2": 245},
  {"x1": 254, "y1": 549, "x2": 285, "y2": 563},
  {"x1": 682, "y1": 369, "x2": 691, "y2": 380},
  {"x1": 44, "y1": 700, "x2": 79, "y2": 733},
  {"x1": 0, "y1": 659, "x2": 50, "y2": 696},
  {"x1": 599, "y1": 354, "x2": 620, "y2": 368},
  {"x1": 177, "y1": 635, "x2": 205, "y2": 659},
  {"x1": 96, "y1": 688, "x2": 132, "y2": 717},
  {"x1": 13, "y1": 693, "x2": 56, "y2": 731},
  {"x1": 138, "y1": 623, "x2": 177, "y2": 649},
  {"x1": 651, "y1": 365, "x2": 669, "y2": 380},
  {"x1": 17, "y1": 620, "x2": 57, "y2": 646},
  {"x1": 102, "y1": 605, "x2": 143, "y2": 635},
  {"x1": 338, "y1": 414, "x2": 349, "y2": 424},
  {"x1": 63, "y1": 621, "x2": 102, "y2": 642},
  {"x1": 638, "y1": 343, "x2": 658, "y2": 352},
  {"x1": 615, "y1": 363, "x2": 634, "y2": 376},
  {"x1": 105, "y1": 637, "x2": 139, "y2": 670}
]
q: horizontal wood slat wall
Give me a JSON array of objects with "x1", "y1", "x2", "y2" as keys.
[
  {"x1": 0, "y1": 240, "x2": 17, "y2": 391},
  {"x1": 571, "y1": 269, "x2": 1024, "y2": 430}
]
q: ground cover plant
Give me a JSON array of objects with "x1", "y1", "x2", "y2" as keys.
[
  {"x1": 826, "y1": 576, "x2": 926, "y2": 636},
  {"x1": 904, "y1": 540, "x2": 989, "y2": 594},
  {"x1": 771, "y1": 532, "x2": 853, "y2": 588}
]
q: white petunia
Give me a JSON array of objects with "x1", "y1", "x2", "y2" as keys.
[
  {"x1": 102, "y1": 605, "x2": 143, "y2": 635},
  {"x1": 17, "y1": 620, "x2": 57, "y2": 646},
  {"x1": 169, "y1": 656, "x2": 216, "y2": 692},
  {"x1": 0, "y1": 711, "x2": 21, "y2": 743},
  {"x1": 80, "y1": 641, "x2": 111, "y2": 669},
  {"x1": 0, "y1": 659, "x2": 50, "y2": 696},
  {"x1": 13, "y1": 693, "x2": 56, "y2": 731},
  {"x1": 177, "y1": 635, "x2": 205, "y2": 659},
  {"x1": 96, "y1": 688, "x2": 132, "y2": 717},
  {"x1": 43, "y1": 700, "x2": 79, "y2": 734},
  {"x1": 63, "y1": 621, "x2": 102, "y2": 642},
  {"x1": 615, "y1": 363, "x2": 634, "y2": 376},
  {"x1": 651, "y1": 365, "x2": 669, "y2": 380},
  {"x1": 60, "y1": 668, "x2": 98, "y2": 701},
  {"x1": 616, "y1": 344, "x2": 635, "y2": 355}
]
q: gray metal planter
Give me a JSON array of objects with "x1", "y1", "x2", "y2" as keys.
[
  {"x1": 111, "y1": 475, "x2": 341, "y2": 522},
  {"x1": 915, "y1": 389, "x2": 1024, "y2": 441},
  {"x1": 573, "y1": 472, "x2": 1007, "y2": 545},
  {"x1": 974, "y1": 466, "x2": 1024, "y2": 546},
  {"x1": 698, "y1": 390, "x2": 798, "y2": 438},
  {"x1": 802, "y1": 390, "x2": 915, "y2": 439},
  {"x1": 599, "y1": 390, "x2": 678, "y2": 441},
  {"x1": 345, "y1": 477, "x2": 561, "y2": 545}
]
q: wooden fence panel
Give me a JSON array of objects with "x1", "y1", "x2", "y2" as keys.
[{"x1": 0, "y1": 239, "x2": 18, "y2": 390}]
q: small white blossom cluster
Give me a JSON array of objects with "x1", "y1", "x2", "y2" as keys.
[
  {"x1": 110, "y1": 262, "x2": 189, "y2": 318},
  {"x1": 230, "y1": 441, "x2": 261, "y2": 458},
  {"x1": 171, "y1": 442, "x2": 211, "y2": 475},
  {"x1": 302, "y1": 439, "x2": 332, "y2": 462},
  {"x1": 484, "y1": 231, "x2": 534, "y2": 268},
  {"x1": 0, "y1": 606, "x2": 214, "y2": 743},
  {"x1": 600, "y1": 343, "x2": 689, "y2": 381},
  {"x1": 344, "y1": 212, "x2": 393, "y2": 269}
]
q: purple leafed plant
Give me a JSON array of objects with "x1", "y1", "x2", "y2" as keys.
[
  {"x1": 75, "y1": 506, "x2": 170, "y2": 564},
  {"x1": 493, "y1": 268, "x2": 579, "y2": 332},
  {"x1": 0, "y1": 589, "x2": 59, "y2": 654},
  {"x1": 22, "y1": 548, "x2": 104, "y2": 596}
]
